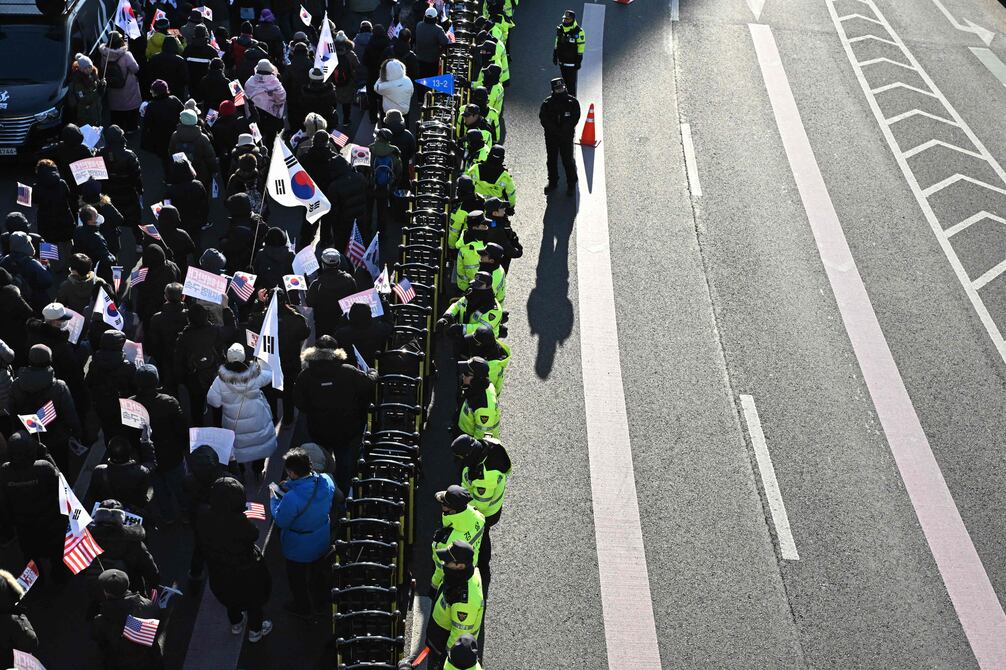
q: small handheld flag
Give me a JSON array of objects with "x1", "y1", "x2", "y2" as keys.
[
  {"x1": 122, "y1": 614, "x2": 159, "y2": 646},
  {"x1": 130, "y1": 267, "x2": 148, "y2": 286},
  {"x1": 374, "y1": 266, "x2": 391, "y2": 293},
  {"x1": 353, "y1": 345, "x2": 370, "y2": 372},
  {"x1": 95, "y1": 287, "x2": 125, "y2": 330},
  {"x1": 361, "y1": 232, "x2": 380, "y2": 279},
  {"x1": 139, "y1": 223, "x2": 162, "y2": 240},
  {"x1": 37, "y1": 401, "x2": 57, "y2": 426},
  {"x1": 244, "y1": 502, "x2": 266, "y2": 520},
  {"x1": 392, "y1": 278, "x2": 416, "y2": 304},
  {"x1": 330, "y1": 129, "x2": 349, "y2": 148},
  {"x1": 299, "y1": 4, "x2": 311, "y2": 24},
  {"x1": 112, "y1": 265, "x2": 123, "y2": 293},
  {"x1": 229, "y1": 80, "x2": 245, "y2": 105},
  {"x1": 313, "y1": 12, "x2": 339, "y2": 81},
  {"x1": 16, "y1": 182, "x2": 32, "y2": 207},
  {"x1": 15, "y1": 560, "x2": 39, "y2": 595},
  {"x1": 18, "y1": 415, "x2": 45, "y2": 433},
  {"x1": 283, "y1": 274, "x2": 307, "y2": 291},
  {"x1": 114, "y1": 0, "x2": 141, "y2": 39},
  {"x1": 266, "y1": 136, "x2": 331, "y2": 223},
  {"x1": 346, "y1": 222, "x2": 367, "y2": 267},
  {"x1": 39, "y1": 242, "x2": 59, "y2": 261},
  {"x1": 63, "y1": 527, "x2": 103, "y2": 574},
  {"x1": 230, "y1": 271, "x2": 256, "y2": 302}
]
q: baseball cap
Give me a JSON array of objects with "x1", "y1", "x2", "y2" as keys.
[
  {"x1": 435, "y1": 485, "x2": 473, "y2": 511},
  {"x1": 42, "y1": 302, "x2": 70, "y2": 321},
  {"x1": 435, "y1": 540, "x2": 475, "y2": 565},
  {"x1": 458, "y1": 356, "x2": 490, "y2": 379},
  {"x1": 425, "y1": 6, "x2": 438, "y2": 17}
]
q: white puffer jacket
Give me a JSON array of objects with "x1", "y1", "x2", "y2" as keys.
[
  {"x1": 206, "y1": 362, "x2": 277, "y2": 463},
  {"x1": 374, "y1": 59, "x2": 414, "y2": 114}
]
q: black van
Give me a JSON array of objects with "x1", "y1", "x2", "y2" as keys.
[{"x1": 0, "y1": 0, "x2": 116, "y2": 157}]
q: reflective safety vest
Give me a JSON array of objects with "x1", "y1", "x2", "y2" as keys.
[
  {"x1": 463, "y1": 462, "x2": 509, "y2": 519},
  {"x1": 445, "y1": 297, "x2": 504, "y2": 339},
  {"x1": 432, "y1": 569, "x2": 485, "y2": 650},
  {"x1": 431, "y1": 506, "x2": 485, "y2": 588},
  {"x1": 489, "y1": 265, "x2": 506, "y2": 306},
  {"x1": 491, "y1": 41, "x2": 510, "y2": 84},
  {"x1": 465, "y1": 162, "x2": 517, "y2": 208},
  {"x1": 486, "y1": 340, "x2": 511, "y2": 395},
  {"x1": 471, "y1": 78, "x2": 505, "y2": 113},
  {"x1": 463, "y1": 143, "x2": 490, "y2": 173},
  {"x1": 449, "y1": 198, "x2": 485, "y2": 250},
  {"x1": 454, "y1": 235, "x2": 487, "y2": 292},
  {"x1": 457, "y1": 386, "x2": 501, "y2": 440}
]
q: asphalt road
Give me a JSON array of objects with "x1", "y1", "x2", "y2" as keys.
[{"x1": 6, "y1": 0, "x2": 1006, "y2": 667}]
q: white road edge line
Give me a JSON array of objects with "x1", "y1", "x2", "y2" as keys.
[
  {"x1": 739, "y1": 395, "x2": 799, "y2": 561},
  {"x1": 575, "y1": 4, "x2": 662, "y2": 669},
  {"x1": 750, "y1": 22, "x2": 1006, "y2": 668},
  {"x1": 680, "y1": 122, "x2": 702, "y2": 198},
  {"x1": 970, "y1": 47, "x2": 1006, "y2": 87},
  {"x1": 670, "y1": 0, "x2": 679, "y2": 21}
]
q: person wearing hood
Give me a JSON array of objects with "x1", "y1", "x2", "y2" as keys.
[
  {"x1": 425, "y1": 541, "x2": 484, "y2": 667},
  {"x1": 0, "y1": 570, "x2": 38, "y2": 668},
  {"x1": 130, "y1": 364, "x2": 188, "y2": 524},
  {"x1": 353, "y1": 21, "x2": 373, "y2": 85},
  {"x1": 87, "y1": 438, "x2": 155, "y2": 522},
  {"x1": 163, "y1": 160, "x2": 210, "y2": 246},
  {"x1": 246, "y1": 289, "x2": 309, "y2": 426},
  {"x1": 72, "y1": 204, "x2": 117, "y2": 283},
  {"x1": 226, "y1": 153, "x2": 265, "y2": 211},
  {"x1": 0, "y1": 232, "x2": 52, "y2": 313},
  {"x1": 298, "y1": 130, "x2": 336, "y2": 191},
  {"x1": 228, "y1": 22, "x2": 256, "y2": 74},
  {"x1": 331, "y1": 30, "x2": 359, "y2": 127},
  {"x1": 184, "y1": 24, "x2": 220, "y2": 101},
  {"x1": 236, "y1": 39, "x2": 269, "y2": 83},
  {"x1": 391, "y1": 29, "x2": 419, "y2": 80},
  {"x1": 373, "y1": 57, "x2": 414, "y2": 118},
  {"x1": 202, "y1": 58, "x2": 233, "y2": 112},
  {"x1": 253, "y1": 9, "x2": 284, "y2": 61},
  {"x1": 305, "y1": 249, "x2": 357, "y2": 338},
  {"x1": 99, "y1": 32, "x2": 142, "y2": 130},
  {"x1": 0, "y1": 270, "x2": 31, "y2": 366},
  {"x1": 53, "y1": 122, "x2": 93, "y2": 189},
  {"x1": 100, "y1": 125, "x2": 144, "y2": 248},
  {"x1": 415, "y1": 5, "x2": 451, "y2": 79},
  {"x1": 145, "y1": 283, "x2": 188, "y2": 391},
  {"x1": 1, "y1": 212, "x2": 42, "y2": 259},
  {"x1": 369, "y1": 128, "x2": 403, "y2": 237},
  {"x1": 210, "y1": 100, "x2": 252, "y2": 179},
  {"x1": 207, "y1": 343, "x2": 277, "y2": 474},
  {"x1": 141, "y1": 80, "x2": 185, "y2": 162},
  {"x1": 180, "y1": 8, "x2": 204, "y2": 46},
  {"x1": 184, "y1": 445, "x2": 226, "y2": 580},
  {"x1": 455, "y1": 356, "x2": 501, "y2": 441},
  {"x1": 193, "y1": 249, "x2": 238, "y2": 331},
  {"x1": 270, "y1": 447, "x2": 335, "y2": 620},
  {"x1": 462, "y1": 324, "x2": 511, "y2": 396},
  {"x1": 169, "y1": 111, "x2": 219, "y2": 191},
  {"x1": 252, "y1": 227, "x2": 294, "y2": 291},
  {"x1": 174, "y1": 303, "x2": 224, "y2": 425},
  {"x1": 299, "y1": 70, "x2": 338, "y2": 130},
  {"x1": 363, "y1": 26, "x2": 392, "y2": 123},
  {"x1": 133, "y1": 244, "x2": 181, "y2": 330},
  {"x1": 58, "y1": 254, "x2": 111, "y2": 315},
  {"x1": 11, "y1": 345, "x2": 81, "y2": 473},
  {"x1": 219, "y1": 193, "x2": 265, "y2": 275},
  {"x1": 84, "y1": 508, "x2": 159, "y2": 615},
  {"x1": 195, "y1": 476, "x2": 273, "y2": 641},
  {"x1": 80, "y1": 176, "x2": 125, "y2": 252},
  {"x1": 462, "y1": 128, "x2": 489, "y2": 172},
  {"x1": 282, "y1": 41, "x2": 313, "y2": 130},
  {"x1": 469, "y1": 85, "x2": 504, "y2": 143},
  {"x1": 229, "y1": 132, "x2": 270, "y2": 182},
  {"x1": 90, "y1": 567, "x2": 162, "y2": 669},
  {"x1": 294, "y1": 335, "x2": 376, "y2": 496},
  {"x1": 383, "y1": 108, "x2": 415, "y2": 183},
  {"x1": 84, "y1": 329, "x2": 137, "y2": 440},
  {"x1": 153, "y1": 205, "x2": 196, "y2": 274},
  {"x1": 245, "y1": 59, "x2": 287, "y2": 147},
  {"x1": 322, "y1": 153, "x2": 368, "y2": 250},
  {"x1": 466, "y1": 144, "x2": 517, "y2": 209},
  {"x1": 334, "y1": 301, "x2": 392, "y2": 367},
  {"x1": 147, "y1": 36, "x2": 189, "y2": 102},
  {"x1": 33, "y1": 158, "x2": 75, "y2": 250},
  {"x1": 0, "y1": 431, "x2": 63, "y2": 584},
  {"x1": 146, "y1": 15, "x2": 179, "y2": 60},
  {"x1": 67, "y1": 53, "x2": 105, "y2": 126},
  {"x1": 474, "y1": 63, "x2": 504, "y2": 113}
]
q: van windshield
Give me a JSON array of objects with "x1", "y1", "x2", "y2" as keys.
[{"x1": 0, "y1": 23, "x2": 66, "y2": 83}]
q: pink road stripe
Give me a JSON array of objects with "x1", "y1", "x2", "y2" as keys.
[
  {"x1": 574, "y1": 4, "x2": 662, "y2": 668},
  {"x1": 750, "y1": 23, "x2": 1006, "y2": 667}
]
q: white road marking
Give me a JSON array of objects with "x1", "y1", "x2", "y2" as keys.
[
  {"x1": 751, "y1": 21, "x2": 1006, "y2": 668},
  {"x1": 970, "y1": 47, "x2": 1006, "y2": 86},
  {"x1": 746, "y1": 0, "x2": 765, "y2": 21},
  {"x1": 670, "y1": 0, "x2": 679, "y2": 21},
  {"x1": 930, "y1": 0, "x2": 995, "y2": 46},
  {"x1": 739, "y1": 395, "x2": 799, "y2": 561},
  {"x1": 680, "y1": 123, "x2": 703, "y2": 198},
  {"x1": 575, "y1": 4, "x2": 662, "y2": 668},
  {"x1": 945, "y1": 211, "x2": 1006, "y2": 238},
  {"x1": 828, "y1": 0, "x2": 1006, "y2": 364}
]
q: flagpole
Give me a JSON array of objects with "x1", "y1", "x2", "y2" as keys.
[{"x1": 247, "y1": 190, "x2": 269, "y2": 269}]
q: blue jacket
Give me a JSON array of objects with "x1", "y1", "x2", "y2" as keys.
[{"x1": 270, "y1": 472, "x2": 335, "y2": 562}]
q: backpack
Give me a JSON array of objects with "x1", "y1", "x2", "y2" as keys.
[
  {"x1": 0, "y1": 256, "x2": 33, "y2": 306},
  {"x1": 333, "y1": 61, "x2": 351, "y2": 88},
  {"x1": 187, "y1": 349, "x2": 220, "y2": 387},
  {"x1": 105, "y1": 59, "x2": 126, "y2": 89},
  {"x1": 372, "y1": 153, "x2": 396, "y2": 191}
]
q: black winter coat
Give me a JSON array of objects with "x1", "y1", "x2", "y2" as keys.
[
  {"x1": 84, "y1": 348, "x2": 136, "y2": 424},
  {"x1": 173, "y1": 323, "x2": 224, "y2": 388},
  {"x1": 146, "y1": 302, "x2": 188, "y2": 385},
  {"x1": 0, "y1": 611, "x2": 37, "y2": 669},
  {"x1": 132, "y1": 390, "x2": 187, "y2": 470},
  {"x1": 101, "y1": 145, "x2": 144, "y2": 228},
  {"x1": 299, "y1": 81, "x2": 338, "y2": 127},
  {"x1": 85, "y1": 520, "x2": 159, "y2": 594},
  {"x1": 133, "y1": 246, "x2": 182, "y2": 327},
  {"x1": 34, "y1": 165, "x2": 75, "y2": 244},
  {"x1": 0, "y1": 286, "x2": 32, "y2": 363},
  {"x1": 91, "y1": 593, "x2": 163, "y2": 670},
  {"x1": 294, "y1": 346, "x2": 376, "y2": 445},
  {"x1": 246, "y1": 302, "x2": 309, "y2": 381},
  {"x1": 305, "y1": 267, "x2": 357, "y2": 337},
  {"x1": 146, "y1": 52, "x2": 189, "y2": 102},
  {"x1": 141, "y1": 94, "x2": 185, "y2": 159},
  {"x1": 24, "y1": 319, "x2": 86, "y2": 410},
  {"x1": 252, "y1": 244, "x2": 294, "y2": 291},
  {"x1": 10, "y1": 366, "x2": 81, "y2": 446},
  {"x1": 165, "y1": 178, "x2": 209, "y2": 241}
]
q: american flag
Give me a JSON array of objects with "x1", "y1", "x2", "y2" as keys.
[
  {"x1": 139, "y1": 224, "x2": 162, "y2": 240},
  {"x1": 230, "y1": 271, "x2": 256, "y2": 302},
  {"x1": 330, "y1": 129, "x2": 349, "y2": 148},
  {"x1": 39, "y1": 242, "x2": 58, "y2": 261},
  {"x1": 122, "y1": 615, "x2": 159, "y2": 647},
  {"x1": 37, "y1": 401, "x2": 56, "y2": 426},
  {"x1": 130, "y1": 267, "x2": 148, "y2": 286},
  {"x1": 447, "y1": 25, "x2": 456, "y2": 43},
  {"x1": 229, "y1": 80, "x2": 245, "y2": 106},
  {"x1": 244, "y1": 502, "x2": 266, "y2": 520},
  {"x1": 392, "y1": 278, "x2": 416, "y2": 304},
  {"x1": 346, "y1": 221, "x2": 367, "y2": 267},
  {"x1": 63, "y1": 527, "x2": 102, "y2": 574},
  {"x1": 16, "y1": 182, "x2": 31, "y2": 207}
]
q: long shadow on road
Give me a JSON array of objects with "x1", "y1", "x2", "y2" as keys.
[{"x1": 527, "y1": 197, "x2": 577, "y2": 379}]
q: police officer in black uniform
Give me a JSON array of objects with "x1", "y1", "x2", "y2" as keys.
[
  {"x1": 553, "y1": 9, "x2": 585, "y2": 95},
  {"x1": 539, "y1": 78, "x2": 581, "y2": 196}
]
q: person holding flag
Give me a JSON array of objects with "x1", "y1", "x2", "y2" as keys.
[
  {"x1": 91, "y1": 569, "x2": 163, "y2": 668},
  {"x1": 0, "y1": 569, "x2": 39, "y2": 669},
  {"x1": 10, "y1": 346, "x2": 81, "y2": 475},
  {"x1": 266, "y1": 135, "x2": 332, "y2": 226},
  {"x1": 313, "y1": 13, "x2": 338, "y2": 81},
  {"x1": 247, "y1": 288, "x2": 308, "y2": 426}
]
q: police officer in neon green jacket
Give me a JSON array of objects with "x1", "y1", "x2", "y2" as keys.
[
  {"x1": 464, "y1": 325, "x2": 511, "y2": 396},
  {"x1": 439, "y1": 272, "x2": 505, "y2": 339},
  {"x1": 449, "y1": 176, "x2": 486, "y2": 250},
  {"x1": 452, "y1": 434, "x2": 512, "y2": 598},
  {"x1": 477, "y1": 242, "x2": 507, "y2": 306},
  {"x1": 470, "y1": 86, "x2": 504, "y2": 143},
  {"x1": 463, "y1": 130, "x2": 491, "y2": 172},
  {"x1": 459, "y1": 103, "x2": 497, "y2": 146},
  {"x1": 466, "y1": 145, "x2": 517, "y2": 209},
  {"x1": 473, "y1": 64, "x2": 505, "y2": 113},
  {"x1": 427, "y1": 541, "x2": 484, "y2": 668},
  {"x1": 454, "y1": 212, "x2": 489, "y2": 292},
  {"x1": 477, "y1": 40, "x2": 509, "y2": 86},
  {"x1": 456, "y1": 357, "x2": 501, "y2": 440},
  {"x1": 430, "y1": 486, "x2": 485, "y2": 592},
  {"x1": 445, "y1": 634, "x2": 483, "y2": 670}
]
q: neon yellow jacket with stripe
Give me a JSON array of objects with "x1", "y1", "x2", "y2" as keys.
[
  {"x1": 431, "y1": 506, "x2": 485, "y2": 588},
  {"x1": 445, "y1": 296, "x2": 504, "y2": 339},
  {"x1": 433, "y1": 569, "x2": 484, "y2": 650},
  {"x1": 471, "y1": 77, "x2": 505, "y2": 113},
  {"x1": 463, "y1": 460, "x2": 509, "y2": 518},
  {"x1": 457, "y1": 385, "x2": 501, "y2": 440},
  {"x1": 454, "y1": 233, "x2": 486, "y2": 292},
  {"x1": 465, "y1": 161, "x2": 517, "y2": 208},
  {"x1": 449, "y1": 196, "x2": 485, "y2": 249},
  {"x1": 488, "y1": 265, "x2": 506, "y2": 306},
  {"x1": 456, "y1": 110, "x2": 501, "y2": 146},
  {"x1": 486, "y1": 340, "x2": 511, "y2": 395}
]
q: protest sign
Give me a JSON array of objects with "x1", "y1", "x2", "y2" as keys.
[
  {"x1": 182, "y1": 266, "x2": 228, "y2": 305},
  {"x1": 119, "y1": 398, "x2": 149, "y2": 429},
  {"x1": 69, "y1": 156, "x2": 108, "y2": 185},
  {"x1": 292, "y1": 244, "x2": 319, "y2": 277},
  {"x1": 338, "y1": 288, "x2": 384, "y2": 317},
  {"x1": 63, "y1": 307, "x2": 85, "y2": 345},
  {"x1": 123, "y1": 340, "x2": 144, "y2": 365},
  {"x1": 189, "y1": 427, "x2": 235, "y2": 464}
]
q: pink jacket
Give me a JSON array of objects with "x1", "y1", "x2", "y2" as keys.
[
  {"x1": 99, "y1": 46, "x2": 142, "y2": 112},
  {"x1": 244, "y1": 73, "x2": 287, "y2": 119}
]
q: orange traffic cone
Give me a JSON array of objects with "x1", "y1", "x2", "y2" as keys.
[{"x1": 577, "y1": 103, "x2": 601, "y2": 147}]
